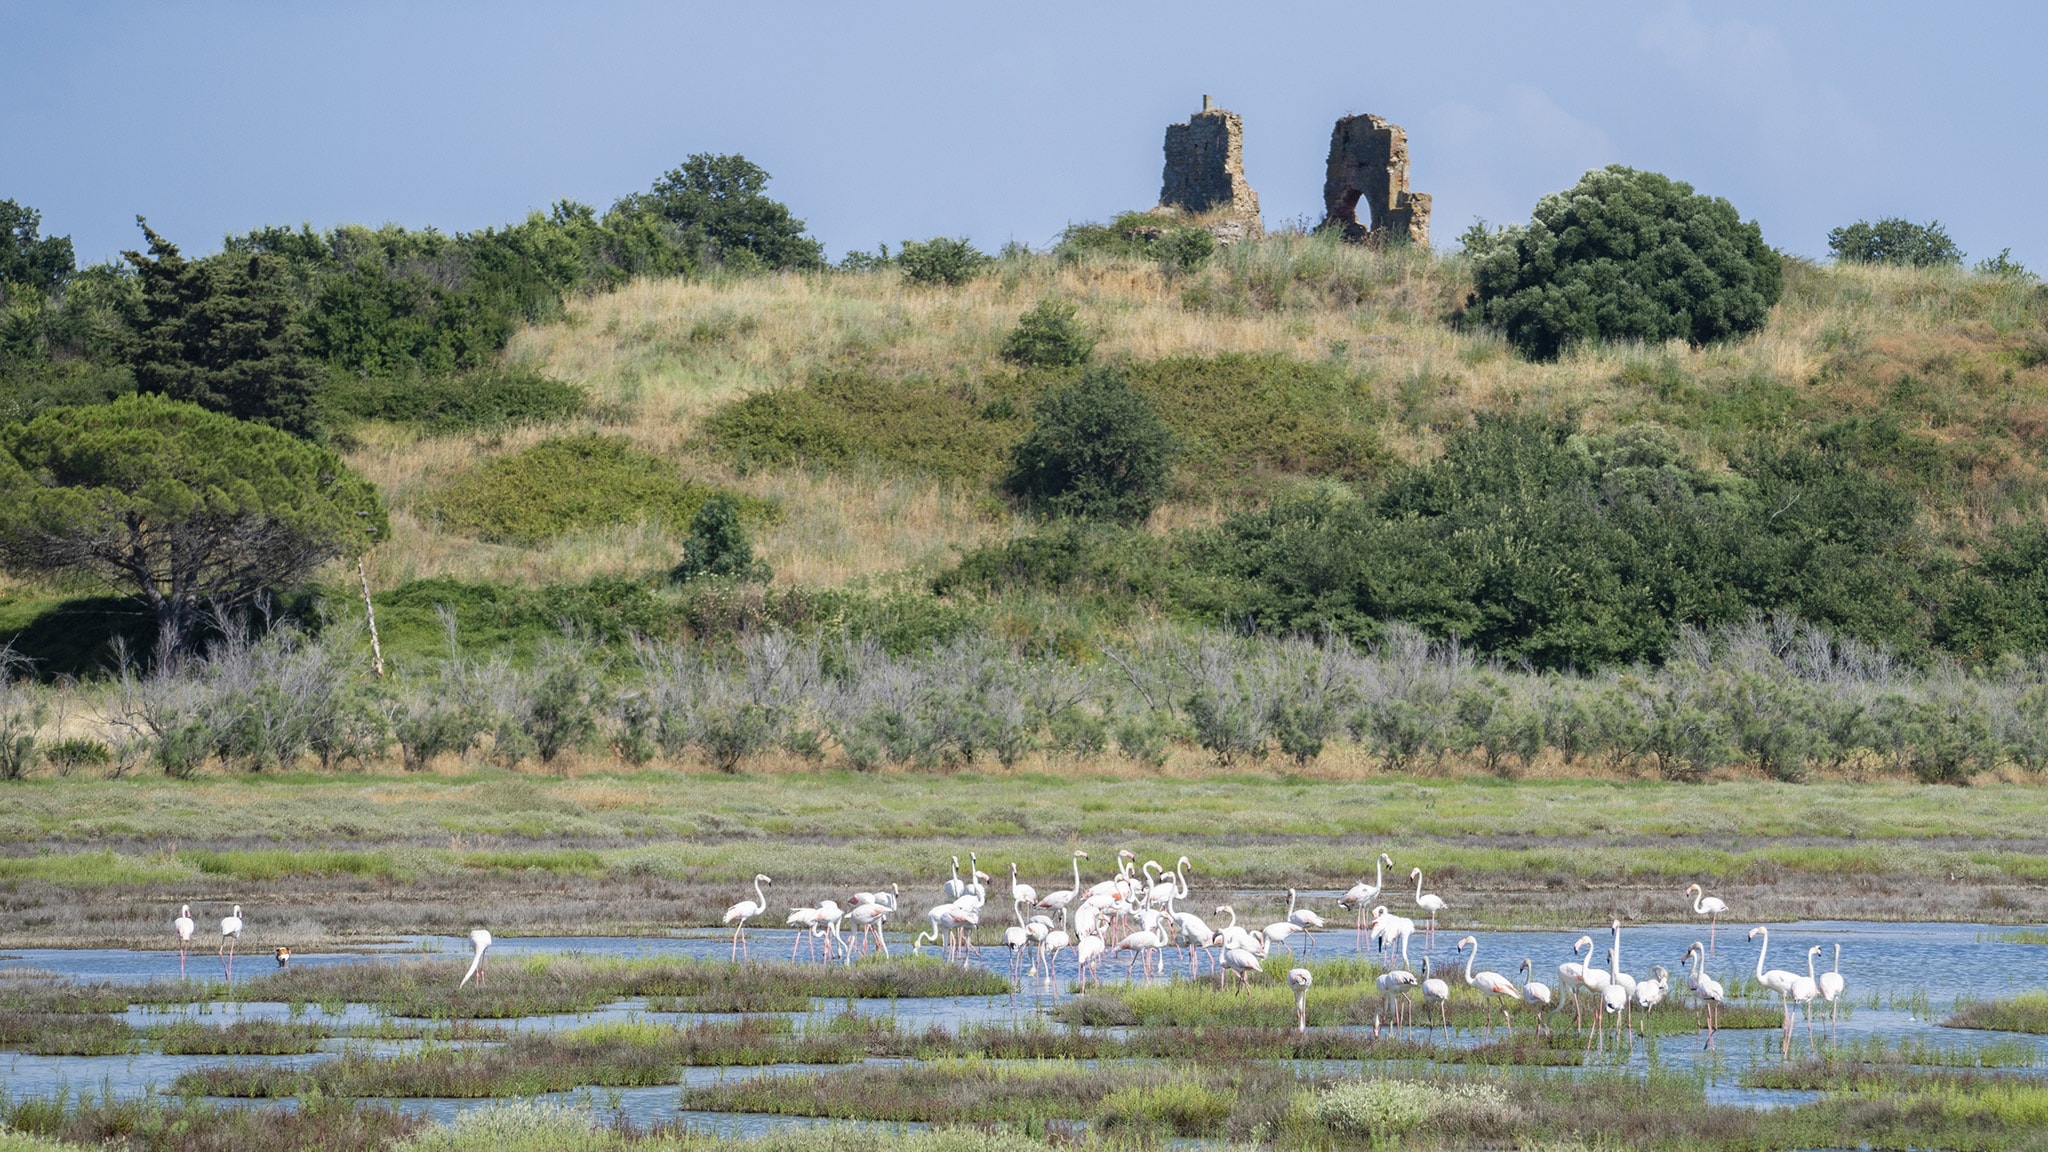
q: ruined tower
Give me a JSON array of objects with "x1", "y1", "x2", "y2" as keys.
[
  {"x1": 1158, "y1": 95, "x2": 1261, "y2": 235},
  {"x1": 1320, "y1": 113, "x2": 1431, "y2": 248}
]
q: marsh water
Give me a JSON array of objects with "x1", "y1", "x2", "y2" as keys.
[{"x1": 4, "y1": 918, "x2": 2045, "y2": 1132}]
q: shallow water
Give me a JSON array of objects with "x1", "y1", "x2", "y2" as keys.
[{"x1": 5, "y1": 919, "x2": 2046, "y2": 1127}]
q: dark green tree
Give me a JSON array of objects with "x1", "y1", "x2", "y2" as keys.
[
  {"x1": 1005, "y1": 368, "x2": 1177, "y2": 524},
  {"x1": 669, "y1": 493, "x2": 771, "y2": 583},
  {"x1": 612, "y1": 154, "x2": 824, "y2": 271},
  {"x1": 1000, "y1": 299, "x2": 1094, "y2": 368},
  {"x1": 0, "y1": 395, "x2": 385, "y2": 657},
  {"x1": 897, "y1": 237, "x2": 992, "y2": 286},
  {"x1": 1471, "y1": 166, "x2": 1783, "y2": 360},
  {"x1": 0, "y1": 200, "x2": 75, "y2": 296},
  {"x1": 1827, "y1": 218, "x2": 1963, "y2": 267},
  {"x1": 124, "y1": 220, "x2": 321, "y2": 436}
]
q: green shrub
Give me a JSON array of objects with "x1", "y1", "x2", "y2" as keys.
[
  {"x1": 670, "y1": 493, "x2": 772, "y2": 584},
  {"x1": 705, "y1": 371, "x2": 1028, "y2": 480},
  {"x1": 320, "y1": 369, "x2": 585, "y2": 433},
  {"x1": 425, "y1": 434, "x2": 771, "y2": 546},
  {"x1": 1829, "y1": 217, "x2": 1963, "y2": 267},
  {"x1": 1157, "y1": 226, "x2": 1216, "y2": 272},
  {"x1": 898, "y1": 237, "x2": 992, "y2": 286},
  {"x1": 1125, "y1": 354, "x2": 1385, "y2": 484},
  {"x1": 1975, "y1": 248, "x2": 2034, "y2": 279},
  {"x1": 1097, "y1": 1077, "x2": 1236, "y2": 1137},
  {"x1": 1471, "y1": 165, "x2": 1783, "y2": 359},
  {"x1": 935, "y1": 522, "x2": 1172, "y2": 601},
  {"x1": 43, "y1": 736, "x2": 111, "y2": 770},
  {"x1": 1005, "y1": 367, "x2": 1176, "y2": 524},
  {"x1": 1000, "y1": 299, "x2": 1094, "y2": 368}
]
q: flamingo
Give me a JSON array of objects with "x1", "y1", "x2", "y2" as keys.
[
  {"x1": 1340, "y1": 853, "x2": 1393, "y2": 952},
  {"x1": 1074, "y1": 932, "x2": 1106, "y2": 988},
  {"x1": 218, "y1": 905, "x2": 243, "y2": 982},
  {"x1": 1409, "y1": 869, "x2": 1446, "y2": 949},
  {"x1": 1819, "y1": 943, "x2": 1847, "y2": 1038},
  {"x1": 1686, "y1": 883, "x2": 1729, "y2": 953},
  {"x1": 1575, "y1": 937, "x2": 1613, "y2": 1036},
  {"x1": 1262, "y1": 920, "x2": 1307, "y2": 957},
  {"x1": 1286, "y1": 888, "x2": 1326, "y2": 937},
  {"x1": 1559, "y1": 935, "x2": 1597, "y2": 1031},
  {"x1": 1214, "y1": 905, "x2": 1257, "y2": 952},
  {"x1": 1368, "y1": 906, "x2": 1415, "y2": 967},
  {"x1": 1420, "y1": 967, "x2": 1451, "y2": 1038},
  {"x1": 787, "y1": 905, "x2": 823, "y2": 961},
  {"x1": 1748, "y1": 926, "x2": 1803, "y2": 1057},
  {"x1": 1003, "y1": 904, "x2": 1032, "y2": 982},
  {"x1": 723, "y1": 874, "x2": 771, "y2": 960},
  {"x1": 1592, "y1": 961, "x2": 1630, "y2": 1054},
  {"x1": 1169, "y1": 903, "x2": 1217, "y2": 978},
  {"x1": 943, "y1": 856, "x2": 967, "y2": 901},
  {"x1": 849, "y1": 900, "x2": 891, "y2": 957},
  {"x1": 1682, "y1": 941, "x2": 1727, "y2": 1049},
  {"x1": 1141, "y1": 861, "x2": 1178, "y2": 909},
  {"x1": 1607, "y1": 920, "x2": 1638, "y2": 1002},
  {"x1": 1038, "y1": 851, "x2": 1087, "y2": 912},
  {"x1": 1288, "y1": 968, "x2": 1313, "y2": 1032},
  {"x1": 173, "y1": 905, "x2": 195, "y2": 977},
  {"x1": 1009, "y1": 863, "x2": 1037, "y2": 910},
  {"x1": 459, "y1": 929, "x2": 491, "y2": 988},
  {"x1": 1376, "y1": 967, "x2": 1420, "y2": 1038},
  {"x1": 1457, "y1": 936, "x2": 1520, "y2": 1032},
  {"x1": 1218, "y1": 932, "x2": 1264, "y2": 993},
  {"x1": 1041, "y1": 928, "x2": 1070, "y2": 981},
  {"x1": 1113, "y1": 927, "x2": 1169, "y2": 980},
  {"x1": 1518, "y1": 958, "x2": 1554, "y2": 1036},
  {"x1": 1790, "y1": 947, "x2": 1824, "y2": 1052},
  {"x1": 1633, "y1": 965, "x2": 1669, "y2": 1034}
]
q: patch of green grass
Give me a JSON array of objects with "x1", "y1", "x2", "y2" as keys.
[
  {"x1": 3, "y1": 1091, "x2": 422, "y2": 1151},
  {"x1": 707, "y1": 371, "x2": 1029, "y2": 481},
  {"x1": 0, "y1": 1011, "x2": 131, "y2": 1055},
  {"x1": 424, "y1": 434, "x2": 773, "y2": 546},
  {"x1": 153, "y1": 1019, "x2": 328, "y2": 1055},
  {"x1": 1125, "y1": 354, "x2": 1387, "y2": 487},
  {"x1": 188, "y1": 848, "x2": 408, "y2": 882},
  {"x1": 0, "y1": 850, "x2": 192, "y2": 888},
  {"x1": 457, "y1": 849, "x2": 607, "y2": 877},
  {"x1": 322, "y1": 369, "x2": 586, "y2": 434},
  {"x1": 1945, "y1": 992, "x2": 2048, "y2": 1034}
]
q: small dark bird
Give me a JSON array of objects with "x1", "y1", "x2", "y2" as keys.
[{"x1": 274, "y1": 946, "x2": 291, "y2": 968}]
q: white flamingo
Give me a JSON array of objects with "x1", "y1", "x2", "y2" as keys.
[
  {"x1": 1633, "y1": 965, "x2": 1669, "y2": 1035},
  {"x1": 1682, "y1": 941, "x2": 1727, "y2": 1049},
  {"x1": 1819, "y1": 943, "x2": 1847, "y2": 1038},
  {"x1": 1074, "y1": 932, "x2": 1106, "y2": 988},
  {"x1": 1214, "y1": 905, "x2": 1256, "y2": 952},
  {"x1": 1748, "y1": 926, "x2": 1803, "y2": 1056},
  {"x1": 1009, "y1": 863, "x2": 1037, "y2": 910},
  {"x1": 1409, "y1": 868, "x2": 1446, "y2": 949},
  {"x1": 1340, "y1": 853, "x2": 1393, "y2": 951},
  {"x1": 1286, "y1": 888, "x2": 1326, "y2": 939},
  {"x1": 1003, "y1": 902, "x2": 1032, "y2": 982},
  {"x1": 1686, "y1": 883, "x2": 1729, "y2": 953},
  {"x1": 943, "y1": 856, "x2": 967, "y2": 901},
  {"x1": 1607, "y1": 920, "x2": 1638, "y2": 1002},
  {"x1": 173, "y1": 905, "x2": 195, "y2": 977},
  {"x1": 849, "y1": 900, "x2": 892, "y2": 957},
  {"x1": 218, "y1": 905, "x2": 243, "y2": 981},
  {"x1": 1559, "y1": 935, "x2": 1597, "y2": 1031},
  {"x1": 1038, "y1": 851, "x2": 1087, "y2": 912},
  {"x1": 1458, "y1": 936, "x2": 1520, "y2": 1032},
  {"x1": 1262, "y1": 919, "x2": 1307, "y2": 957},
  {"x1": 1420, "y1": 968, "x2": 1451, "y2": 1038},
  {"x1": 1376, "y1": 967, "x2": 1420, "y2": 1038},
  {"x1": 1288, "y1": 967, "x2": 1313, "y2": 1032},
  {"x1": 1368, "y1": 906, "x2": 1415, "y2": 967},
  {"x1": 1169, "y1": 902, "x2": 1217, "y2": 978},
  {"x1": 459, "y1": 928, "x2": 492, "y2": 988},
  {"x1": 1113, "y1": 927, "x2": 1169, "y2": 980},
  {"x1": 1517, "y1": 958, "x2": 1554, "y2": 1035},
  {"x1": 1218, "y1": 932, "x2": 1264, "y2": 993},
  {"x1": 1041, "y1": 928, "x2": 1070, "y2": 981},
  {"x1": 723, "y1": 874, "x2": 771, "y2": 960}
]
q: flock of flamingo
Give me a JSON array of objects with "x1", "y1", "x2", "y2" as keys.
[{"x1": 169, "y1": 852, "x2": 1848, "y2": 1055}]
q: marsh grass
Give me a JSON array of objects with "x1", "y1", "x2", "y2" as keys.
[
  {"x1": 0, "y1": 1011, "x2": 130, "y2": 1055},
  {"x1": 397, "y1": 1105, "x2": 1056, "y2": 1152},
  {"x1": 2, "y1": 1089, "x2": 423, "y2": 1152},
  {"x1": 1945, "y1": 992, "x2": 2048, "y2": 1034},
  {"x1": 152, "y1": 1018, "x2": 328, "y2": 1055}
]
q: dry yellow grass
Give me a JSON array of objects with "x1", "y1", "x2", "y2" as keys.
[{"x1": 335, "y1": 240, "x2": 2048, "y2": 592}]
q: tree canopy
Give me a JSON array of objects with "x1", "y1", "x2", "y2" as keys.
[
  {"x1": 1470, "y1": 166, "x2": 1783, "y2": 360},
  {"x1": 0, "y1": 395, "x2": 385, "y2": 658},
  {"x1": 611, "y1": 153, "x2": 825, "y2": 271},
  {"x1": 0, "y1": 200, "x2": 75, "y2": 296},
  {"x1": 1005, "y1": 367, "x2": 1177, "y2": 525},
  {"x1": 125, "y1": 220, "x2": 321, "y2": 437},
  {"x1": 1827, "y1": 217, "x2": 1964, "y2": 267}
]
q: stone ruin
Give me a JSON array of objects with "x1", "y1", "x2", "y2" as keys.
[
  {"x1": 1319, "y1": 113, "x2": 1431, "y2": 248},
  {"x1": 1156, "y1": 95, "x2": 1262, "y2": 239}
]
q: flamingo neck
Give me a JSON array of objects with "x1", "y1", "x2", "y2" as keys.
[
  {"x1": 1413, "y1": 872, "x2": 1424, "y2": 900},
  {"x1": 1610, "y1": 926, "x2": 1621, "y2": 977},
  {"x1": 1754, "y1": 930, "x2": 1768, "y2": 980},
  {"x1": 1464, "y1": 942, "x2": 1477, "y2": 983}
]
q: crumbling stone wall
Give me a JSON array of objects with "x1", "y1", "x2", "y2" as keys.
[
  {"x1": 1320, "y1": 113, "x2": 1431, "y2": 248},
  {"x1": 1159, "y1": 96, "x2": 1261, "y2": 233}
]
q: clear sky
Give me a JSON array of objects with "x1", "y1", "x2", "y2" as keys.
[{"x1": 8, "y1": 1, "x2": 2045, "y2": 270}]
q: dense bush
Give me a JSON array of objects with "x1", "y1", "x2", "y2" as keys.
[
  {"x1": 1175, "y1": 415, "x2": 1925, "y2": 669},
  {"x1": 1828, "y1": 217, "x2": 1963, "y2": 267},
  {"x1": 1005, "y1": 368, "x2": 1176, "y2": 524},
  {"x1": 1000, "y1": 299, "x2": 1094, "y2": 369},
  {"x1": 898, "y1": 237, "x2": 992, "y2": 286},
  {"x1": 607, "y1": 153, "x2": 825, "y2": 272},
  {"x1": 706, "y1": 371, "x2": 1029, "y2": 479},
  {"x1": 425, "y1": 434, "x2": 771, "y2": 546},
  {"x1": 669, "y1": 494, "x2": 772, "y2": 584},
  {"x1": 319, "y1": 368, "x2": 586, "y2": 433},
  {"x1": 1471, "y1": 165, "x2": 1783, "y2": 359}
]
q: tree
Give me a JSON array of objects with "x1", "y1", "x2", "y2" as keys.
[
  {"x1": 1000, "y1": 299, "x2": 1094, "y2": 368},
  {"x1": 612, "y1": 154, "x2": 824, "y2": 271},
  {"x1": 1471, "y1": 166, "x2": 1783, "y2": 360},
  {"x1": 1, "y1": 200, "x2": 74, "y2": 296},
  {"x1": 1827, "y1": 218, "x2": 1963, "y2": 267},
  {"x1": 897, "y1": 237, "x2": 992, "y2": 286},
  {"x1": 0, "y1": 395, "x2": 385, "y2": 659},
  {"x1": 124, "y1": 219, "x2": 322, "y2": 436},
  {"x1": 669, "y1": 493, "x2": 771, "y2": 583},
  {"x1": 1004, "y1": 367, "x2": 1176, "y2": 524}
]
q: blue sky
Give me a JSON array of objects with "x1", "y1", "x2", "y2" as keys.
[{"x1": 8, "y1": 1, "x2": 2044, "y2": 270}]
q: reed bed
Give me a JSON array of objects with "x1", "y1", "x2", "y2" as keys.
[{"x1": 1945, "y1": 992, "x2": 2048, "y2": 1034}]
